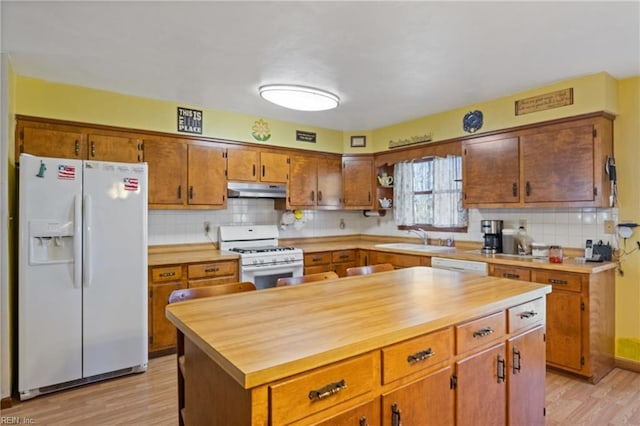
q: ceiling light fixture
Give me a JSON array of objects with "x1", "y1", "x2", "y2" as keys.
[{"x1": 259, "y1": 84, "x2": 340, "y2": 111}]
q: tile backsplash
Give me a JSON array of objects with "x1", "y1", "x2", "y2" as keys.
[{"x1": 148, "y1": 199, "x2": 619, "y2": 250}]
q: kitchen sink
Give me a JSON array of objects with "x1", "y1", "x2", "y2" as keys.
[{"x1": 374, "y1": 243, "x2": 455, "y2": 253}]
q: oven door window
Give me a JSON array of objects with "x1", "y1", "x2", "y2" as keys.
[{"x1": 253, "y1": 272, "x2": 292, "y2": 290}]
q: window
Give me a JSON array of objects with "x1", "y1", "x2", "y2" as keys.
[{"x1": 393, "y1": 155, "x2": 467, "y2": 229}]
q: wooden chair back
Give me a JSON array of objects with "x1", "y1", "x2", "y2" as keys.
[
  {"x1": 346, "y1": 263, "x2": 394, "y2": 276},
  {"x1": 276, "y1": 271, "x2": 339, "y2": 287},
  {"x1": 168, "y1": 281, "x2": 256, "y2": 304}
]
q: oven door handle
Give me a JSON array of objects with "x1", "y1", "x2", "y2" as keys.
[{"x1": 241, "y1": 262, "x2": 303, "y2": 272}]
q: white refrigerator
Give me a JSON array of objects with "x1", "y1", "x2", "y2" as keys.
[{"x1": 18, "y1": 153, "x2": 148, "y2": 400}]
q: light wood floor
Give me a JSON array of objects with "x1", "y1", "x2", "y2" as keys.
[{"x1": 2, "y1": 356, "x2": 639, "y2": 425}]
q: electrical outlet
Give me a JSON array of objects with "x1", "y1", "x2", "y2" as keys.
[
  {"x1": 604, "y1": 220, "x2": 615, "y2": 234},
  {"x1": 204, "y1": 221, "x2": 210, "y2": 235},
  {"x1": 519, "y1": 219, "x2": 527, "y2": 228}
]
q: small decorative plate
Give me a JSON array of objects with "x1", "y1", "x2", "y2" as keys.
[{"x1": 463, "y1": 110, "x2": 483, "y2": 133}]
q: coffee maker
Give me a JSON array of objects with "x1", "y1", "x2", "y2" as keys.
[{"x1": 481, "y1": 220, "x2": 503, "y2": 254}]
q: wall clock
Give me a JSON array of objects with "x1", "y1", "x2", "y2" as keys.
[{"x1": 463, "y1": 110, "x2": 483, "y2": 133}]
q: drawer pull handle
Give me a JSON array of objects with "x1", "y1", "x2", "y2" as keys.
[
  {"x1": 473, "y1": 326, "x2": 494, "y2": 338},
  {"x1": 497, "y1": 355, "x2": 506, "y2": 383},
  {"x1": 159, "y1": 272, "x2": 176, "y2": 278},
  {"x1": 359, "y1": 416, "x2": 368, "y2": 426},
  {"x1": 407, "y1": 348, "x2": 435, "y2": 364},
  {"x1": 391, "y1": 402, "x2": 401, "y2": 426},
  {"x1": 204, "y1": 267, "x2": 219, "y2": 273},
  {"x1": 549, "y1": 278, "x2": 569, "y2": 285},
  {"x1": 518, "y1": 310, "x2": 538, "y2": 319},
  {"x1": 513, "y1": 348, "x2": 521, "y2": 374},
  {"x1": 308, "y1": 379, "x2": 346, "y2": 401},
  {"x1": 503, "y1": 273, "x2": 520, "y2": 279},
  {"x1": 312, "y1": 257, "x2": 323, "y2": 262},
  {"x1": 339, "y1": 255, "x2": 349, "y2": 259}
]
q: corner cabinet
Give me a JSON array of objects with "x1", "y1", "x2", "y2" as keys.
[
  {"x1": 342, "y1": 155, "x2": 375, "y2": 209},
  {"x1": 463, "y1": 112, "x2": 614, "y2": 208},
  {"x1": 143, "y1": 137, "x2": 227, "y2": 209}
]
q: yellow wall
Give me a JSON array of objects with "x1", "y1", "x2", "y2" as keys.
[
  {"x1": 371, "y1": 72, "x2": 617, "y2": 152},
  {"x1": 10, "y1": 71, "x2": 640, "y2": 364},
  {"x1": 614, "y1": 76, "x2": 640, "y2": 361},
  {"x1": 14, "y1": 76, "x2": 345, "y2": 154}
]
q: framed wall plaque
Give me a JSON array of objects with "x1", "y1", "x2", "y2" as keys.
[{"x1": 350, "y1": 135, "x2": 366, "y2": 147}]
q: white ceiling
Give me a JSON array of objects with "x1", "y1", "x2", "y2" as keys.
[{"x1": 2, "y1": 1, "x2": 639, "y2": 131}]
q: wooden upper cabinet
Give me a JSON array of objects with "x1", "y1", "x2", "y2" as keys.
[
  {"x1": 285, "y1": 154, "x2": 342, "y2": 209},
  {"x1": 187, "y1": 143, "x2": 226, "y2": 207},
  {"x1": 16, "y1": 118, "x2": 142, "y2": 163},
  {"x1": 463, "y1": 113, "x2": 613, "y2": 208},
  {"x1": 87, "y1": 134, "x2": 141, "y2": 163},
  {"x1": 342, "y1": 155, "x2": 374, "y2": 209},
  {"x1": 144, "y1": 137, "x2": 188, "y2": 207},
  {"x1": 260, "y1": 151, "x2": 289, "y2": 183},
  {"x1": 227, "y1": 147, "x2": 289, "y2": 183},
  {"x1": 317, "y1": 156, "x2": 342, "y2": 208},
  {"x1": 521, "y1": 123, "x2": 595, "y2": 204},
  {"x1": 463, "y1": 135, "x2": 520, "y2": 205}
]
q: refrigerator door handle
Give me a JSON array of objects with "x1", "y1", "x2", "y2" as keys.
[
  {"x1": 83, "y1": 194, "x2": 92, "y2": 288},
  {"x1": 73, "y1": 194, "x2": 82, "y2": 289}
]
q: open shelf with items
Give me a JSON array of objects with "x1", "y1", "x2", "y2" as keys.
[{"x1": 376, "y1": 163, "x2": 394, "y2": 210}]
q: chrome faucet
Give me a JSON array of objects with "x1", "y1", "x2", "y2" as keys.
[{"x1": 408, "y1": 228, "x2": 429, "y2": 245}]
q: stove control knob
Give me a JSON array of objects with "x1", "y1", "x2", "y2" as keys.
[{"x1": 252, "y1": 259, "x2": 258, "y2": 265}]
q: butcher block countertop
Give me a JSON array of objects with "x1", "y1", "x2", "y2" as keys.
[
  {"x1": 165, "y1": 266, "x2": 551, "y2": 389},
  {"x1": 148, "y1": 236, "x2": 616, "y2": 274}
]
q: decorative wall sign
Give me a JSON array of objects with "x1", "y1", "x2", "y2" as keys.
[
  {"x1": 515, "y1": 88, "x2": 573, "y2": 116},
  {"x1": 251, "y1": 118, "x2": 271, "y2": 141},
  {"x1": 296, "y1": 130, "x2": 316, "y2": 143},
  {"x1": 177, "y1": 107, "x2": 203, "y2": 134},
  {"x1": 350, "y1": 135, "x2": 366, "y2": 147},
  {"x1": 463, "y1": 110, "x2": 483, "y2": 133},
  {"x1": 388, "y1": 133, "x2": 433, "y2": 149}
]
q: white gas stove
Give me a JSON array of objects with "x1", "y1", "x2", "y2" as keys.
[{"x1": 219, "y1": 225, "x2": 303, "y2": 289}]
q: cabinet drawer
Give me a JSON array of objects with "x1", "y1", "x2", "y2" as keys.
[
  {"x1": 532, "y1": 269, "x2": 582, "y2": 292},
  {"x1": 508, "y1": 298, "x2": 545, "y2": 333},
  {"x1": 456, "y1": 311, "x2": 506, "y2": 355},
  {"x1": 371, "y1": 251, "x2": 422, "y2": 268},
  {"x1": 150, "y1": 265, "x2": 183, "y2": 283},
  {"x1": 270, "y1": 353, "x2": 375, "y2": 425},
  {"x1": 187, "y1": 261, "x2": 237, "y2": 279},
  {"x1": 188, "y1": 276, "x2": 239, "y2": 288},
  {"x1": 305, "y1": 252, "x2": 332, "y2": 266},
  {"x1": 490, "y1": 264, "x2": 531, "y2": 281},
  {"x1": 332, "y1": 250, "x2": 356, "y2": 263},
  {"x1": 382, "y1": 327, "x2": 453, "y2": 384}
]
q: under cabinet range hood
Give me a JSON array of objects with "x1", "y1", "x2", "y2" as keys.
[{"x1": 227, "y1": 182, "x2": 287, "y2": 199}]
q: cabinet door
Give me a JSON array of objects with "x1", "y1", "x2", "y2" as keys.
[
  {"x1": 463, "y1": 136, "x2": 520, "y2": 205},
  {"x1": 260, "y1": 151, "x2": 289, "y2": 183},
  {"x1": 521, "y1": 124, "x2": 595, "y2": 203},
  {"x1": 382, "y1": 366, "x2": 454, "y2": 426},
  {"x1": 288, "y1": 155, "x2": 317, "y2": 207},
  {"x1": 187, "y1": 143, "x2": 226, "y2": 207},
  {"x1": 314, "y1": 398, "x2": 380, "y2": 426},
  {"x1": 317, "y1": 157, "x2": 343, "y2": 208},
  {"x1": 343, "y1": 156, "x2": 374, "y2": 209},
  {"x1": 88, "y1": 134, "x2": 141, "y2": 163},
  {"x1": 150, "y1": 281, "x2": 185, "y2": 352},
  {"x1": 546, "y1": 290, "x2": 583, "y2": 371},
  {"x1": 227, "y1": 147, "x2": 258, "y2": 181},
  {"x1": 508, "y1": 326, "x2": 545, "y2": 426},
  {"x1": 20, "y1": 126, "x2": 86, "y2": 160},
  {"x1": 456, "y1": 343, "x2": 507, "y2": 426},
  {"x1": 144, "y1": 137, "x2": 187, "y2": 207}
]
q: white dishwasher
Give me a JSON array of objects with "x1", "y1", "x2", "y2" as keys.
[{"x1": 431, "y1": 257, "x2": 488, "y2": 275}]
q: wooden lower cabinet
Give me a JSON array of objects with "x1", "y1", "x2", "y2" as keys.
[
  {"x1": 304, "y1": 250, "x2": 357, "y2": 277},
  {"x1": 148, "y1": 265, "x2": 186, "y2": 354},
  {"x1": 381, "y1": 367, "x2": 454, "y2": 426},
  {"x1": 315, "y1": 398, "x2": 380, "y2": 426},
  {"x1": 187, "y1": 260, "x2": 238, "y2": 288},
  {"x1": 368, "y1": 251, "x2": 427, "y2": 269}
]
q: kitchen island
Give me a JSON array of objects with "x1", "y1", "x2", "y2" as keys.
[{"x1": 166, "y1": 266, "x2": 551, "y2": 425}]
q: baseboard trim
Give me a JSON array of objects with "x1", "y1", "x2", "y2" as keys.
[
  {"x1": 615, "y1": 356, "x2": 640, "y2": 373},
  {"x1": 1, "y1": 396, "x2": 13, "y2": 409}
]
